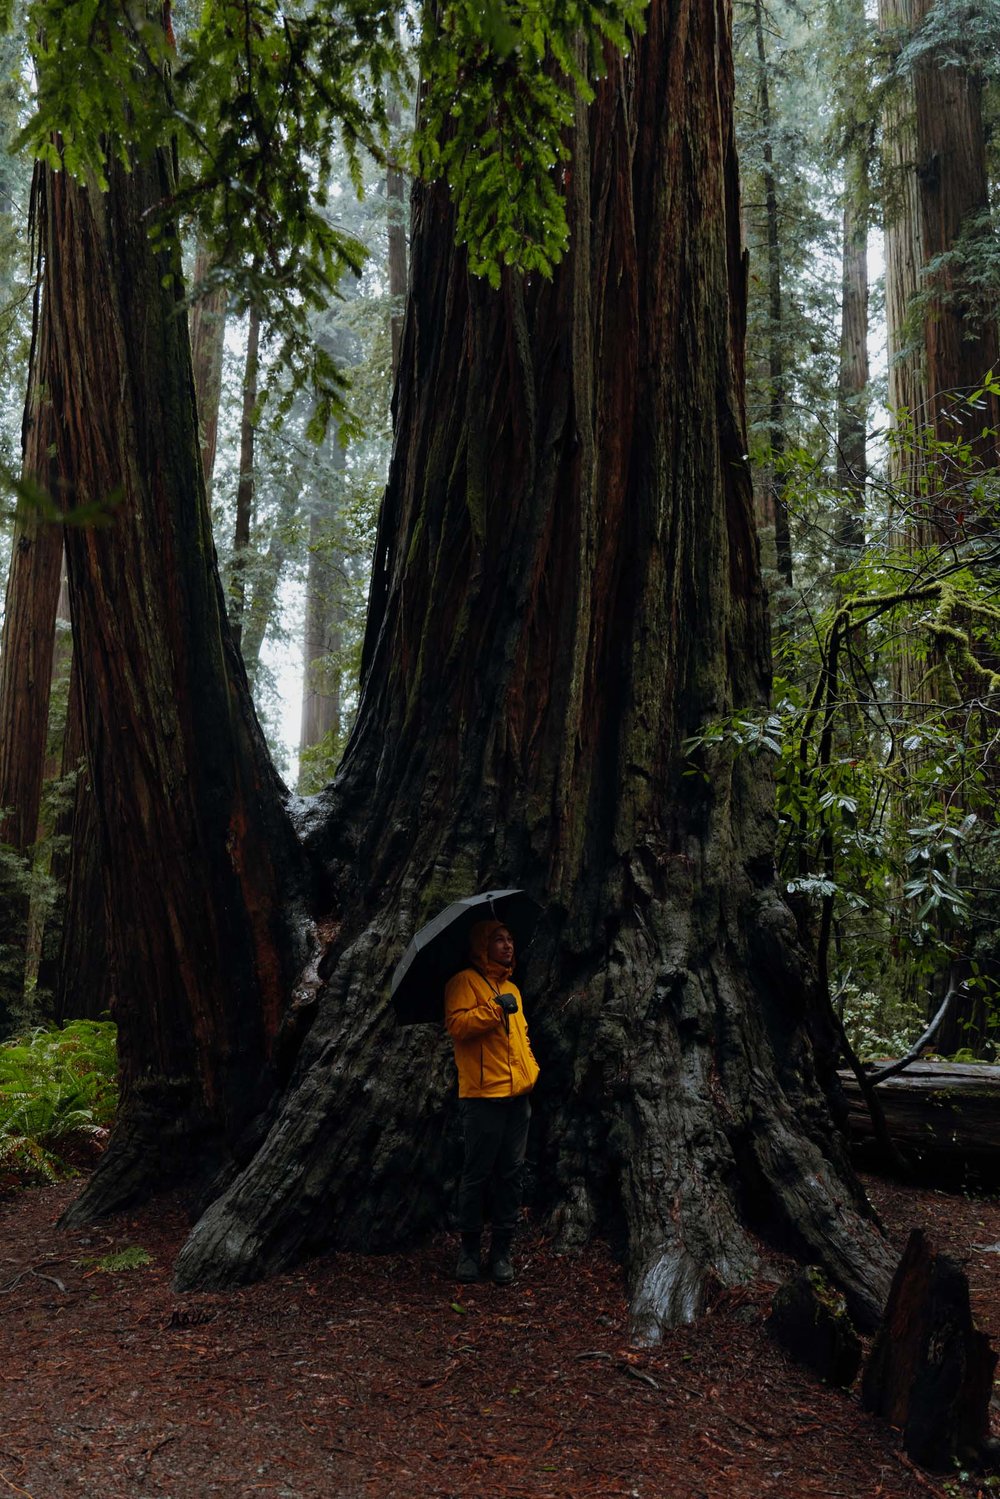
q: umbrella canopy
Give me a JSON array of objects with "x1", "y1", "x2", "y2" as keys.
[{"x1": 390, "y1": 889, "x2": 542, "y2": 1026}]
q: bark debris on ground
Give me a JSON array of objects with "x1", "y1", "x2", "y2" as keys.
[{"x1": 0, "y1": 1174, "x2": 995, "y2": 1497}]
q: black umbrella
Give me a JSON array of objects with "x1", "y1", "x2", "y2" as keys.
[{"x1": 390, "y1": 889, "x2": 542, "y2": 1026}]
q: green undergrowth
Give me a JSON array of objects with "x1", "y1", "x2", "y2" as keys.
[
  {"x1": 0, "y1": 1019, "x2": 118, "y2": 1189},
  {"x1": 78, "y1": 1246, "x2": 152, "y2": 1274}
]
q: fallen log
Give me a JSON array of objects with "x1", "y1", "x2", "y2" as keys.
[{"x1": 838, "y1": 1061, "x2": 1000, "y2": 1186}]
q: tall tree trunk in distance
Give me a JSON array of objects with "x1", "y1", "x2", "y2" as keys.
[
  {"x1": 752, "y1": 0, "x2": 792, "y2": 588},
  {"x1": 33, "y1": 145, "x2": 311, "y2": 1222},
  {"x1": 911, "y1": 0, "x2": 999, "y2": 479},
  {"x1": 25, "y1": 559, "x2": 74, "y2": 996},
  {"x1": 880, "y1": 0, "x2": 999, "y2": 525},
  {"x1": 175, "y1": 0, "x2": 892, "y2": 1338},
  {"x1": 188, "y1": 239, "x2": 228, "y2": 507},
  {"x1": 835, "y1": 179, "x2": 869, "y2": 558},
  {"x1": 298, "y1": 439, "x2": 347, "y2": 779},
  {"x1": 386, "y1": 95, "x2": 408, "y2": 388},
  {"x1": 0, "y1": 189, "x2": 65, "y2": 1030},
  {"x1": 230, "y1": 304, "x2": 260, "y2": 650},
  {"x1": 880, "y1": 0, "x2": 928, "y2": 509},
  {"x1": 242, "y1": 463, "x2": 301, "y2": 692}
]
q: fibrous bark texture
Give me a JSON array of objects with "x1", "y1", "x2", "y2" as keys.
[
  {"x1": 174, "y1": 1, "x2": 892, "y2": 1337},
  {"x1": 34, "y1": 149, "x2": 310, "y2": 1219}
]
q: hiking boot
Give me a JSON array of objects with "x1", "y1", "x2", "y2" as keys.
[
  {"x1": 455, "y1": 1248, "x2": 480, "y2": 1281},
  {"x1": 490, "y1": 1253, "x2": 515, "y2": 1285},
  {"x1": 455, "y1": 1232, "x2": 481, "y2": 1282}
]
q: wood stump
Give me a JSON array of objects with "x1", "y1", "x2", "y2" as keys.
[
  {"x1": 767, "y1": 1267, "x2": 862, "y2": 1387},
  {"x1": 861, "y1": 1228, "x2": 997, "y2": 1471}
]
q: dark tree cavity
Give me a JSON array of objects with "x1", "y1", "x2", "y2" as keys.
[{"x1": 170, "y1": 0, "x2": 893, "y2": 1338}]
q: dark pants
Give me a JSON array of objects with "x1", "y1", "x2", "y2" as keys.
[{"x1": 457, "y1": 1095, "x2": 531, "y2": 1242}]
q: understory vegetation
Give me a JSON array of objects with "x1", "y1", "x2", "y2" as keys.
[
  {"x1": 0, "y1": 1020, "x2": 117, "y2": 1188},
  {"x1": 689, "y1": 393, "x2": 1000, "y2": 1061}
]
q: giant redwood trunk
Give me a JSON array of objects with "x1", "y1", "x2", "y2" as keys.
[
  {"x1": 172, "y1": 1, "x2": 892, "y2": 1337},
  {"x1": 33, "y1": 147, "x2": 311, "y2": 1220}
]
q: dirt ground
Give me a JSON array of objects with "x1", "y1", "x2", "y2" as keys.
[{"x1": 0, "y1": 1172, "x2": 996, "y2": 1499}]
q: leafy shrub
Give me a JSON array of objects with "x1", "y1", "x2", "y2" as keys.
[
  {"x1": 840, "y1": 983, "x2": 926, "y2": 1062},
  {"x1": 0, "y1": 1020, "x2": 117, "y2": 1187}
]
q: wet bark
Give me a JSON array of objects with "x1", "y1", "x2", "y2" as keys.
[
  {"x1": 31, "y1": 148, "x2": 310, "y2": 1221},
  {"x1": 174, "y1": 2, "x2": 892, "y2": 1338}
]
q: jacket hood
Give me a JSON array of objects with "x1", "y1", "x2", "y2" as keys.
[{"x1": 468, "y1": 919, "x2": 513, "y2": 982}]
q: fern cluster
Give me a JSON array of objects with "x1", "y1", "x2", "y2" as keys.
[{"x1": 0, "y1": 1020, "x2": 118, "y2": 1187}]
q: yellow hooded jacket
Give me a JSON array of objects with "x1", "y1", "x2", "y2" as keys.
[{"x1": 444, "y1": 920, "x2": 540, "y2": 1099}]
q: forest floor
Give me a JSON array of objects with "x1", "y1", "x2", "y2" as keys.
[{"x1": 0, "y1": 1173, "x2": 996, "y2": 1499}]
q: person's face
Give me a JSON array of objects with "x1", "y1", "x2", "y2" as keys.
[{"x1": 488, "y1": 926, "x2": 515, "y2": 968}]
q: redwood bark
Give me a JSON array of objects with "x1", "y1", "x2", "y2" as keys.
[
  {"x1": 33, "y1": 146, "x2": 310, "y2": 1219},
  {"x1": 174, "y1": 2, "x2": 892, "y2": 1337}
]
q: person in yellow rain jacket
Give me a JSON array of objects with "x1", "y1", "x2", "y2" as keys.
[{"x1": 444, "y1": 919, "x2": 540, "y2": 1285}]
